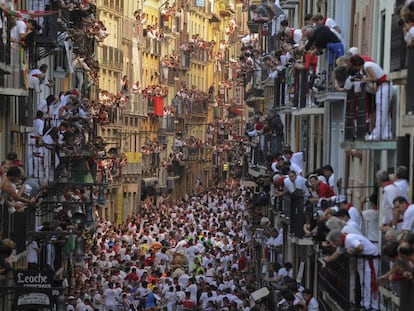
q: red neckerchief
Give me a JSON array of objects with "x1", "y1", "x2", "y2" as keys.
[
  {"x1": 291, "y1": 28, "x2": 295, "y2": 38},
  {"x1": 346, "y1": 203, "x2": 352, "y2": 211},
  {"x1": 382, "y1": 180, "x2": 393, "y2": 193},
  {"x1": 368, "y1": 258, "x2": 378, "y2": 297},
  {"x1": 341, "y1": 233, "x2": 347, "y2": 246}
]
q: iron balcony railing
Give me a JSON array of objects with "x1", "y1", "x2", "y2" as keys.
[{"x1": 344, "y1": 81, "x2": 394, "y2": 142}]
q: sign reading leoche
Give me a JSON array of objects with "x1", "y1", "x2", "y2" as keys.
[{"x1": 14, "y1": 270, "x2": 53, "y2": 309}]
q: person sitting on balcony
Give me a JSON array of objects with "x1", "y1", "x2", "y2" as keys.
[
  {"x1": 326, "y1": 229, "x2": 379, "y2": 311},
  {"x1": 349, "y1": 55, "x2": 392, "y2": 141},
  {"x1": 28, "y1": 64, "x2": 54, "y2": 93}
]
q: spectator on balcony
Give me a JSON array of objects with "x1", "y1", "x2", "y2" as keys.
[
  {"x1": 376, "y1": 170, "x2": 403, "y2": 233},
  {"x1": 28, "y1": 64, "x2": 54, "y2": 93},
  {"x1": 267, "y1": 108, "x2": 284, "y2": 155},
  {"x1": 303, "y1": 13, "x2": 314, "y2": 26},
  {"x1": 72, "y1": 52, "x2": 91, "y2": 91},
  {"x1": 302, "y1": 25, "x2": 341, "y2": 54},
  {"x1": 0, "y1": 166, "x2": 35, "y2": 214},
  {"x1": 249, "y1": 4, "x2": 271, "y2": 23},
  {"x1": 302, "y1": 288, "x2": 319, "y2": 311},
  {"x1": 9, "y1": 15, "x2": 26, "y2": 66},
  {"x1": 393, "y1": 165, "x2": 409, "y2": 200},
  {"x1": 350, "y1": 55, "x2": 392, "y2": 141},
  {"x1": 393, "y1": 196, "x2": 414, "y2": 233},
  {"x1": 335, "y1": 195, "x2": 362, "y2": 231},
  {"x1": 347, "y1": 46, "x2": 375, "y2": 63},
  {"x1": 284, "y1": 170, "x2": 309, "y2": 198},
  {"x1": 281, "y1": 27, "x2": 303, "y2": 46},
  {"x1": 283, "y1": 150, "x2": 304, "y2": 175},
  {"x1": 307, "y1": 174, "x2": 336, "y2": 205},
  {"x1": 326, "y1": 229, "x2": 379, "y2": 311},
  {"x1": 311, "y1": 13, "x2": 343, "y2": 42}
]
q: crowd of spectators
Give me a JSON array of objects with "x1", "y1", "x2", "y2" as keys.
[{"x1": 268, "y1": 152, "x2": 412, "y2": 310}]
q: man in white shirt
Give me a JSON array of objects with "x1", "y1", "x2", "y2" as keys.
[
  {"x1": 336, "y1": 195, "x2": 362, "y2": 230},
  {"x1": 394, "y1": 196, "x2": 414, "y2": 233},
  {"x1": 28, "y1": 64, "x2": 54, "y2": 93},
  {"x1": 377, "y1": 170, "x2": 403, "y2": 231},
  {"x1": 302, "y1": 288, "x2": 319, "y2": 311},
  {"x1": 393, "y1": 165, "x2": 409, "y2": 200},
  {"x1": 284, "y1": 170, "x2": 309, "y2": 198},
  {"x1": 327, "y1": 230, "x2": 379, "y2": 311}
]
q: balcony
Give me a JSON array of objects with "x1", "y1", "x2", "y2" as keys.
[
  {"x1": 99, "y1": 0, "x2": 123, "y2": 15},
  {"x1": 340, "y1": 82, "x2": 397, "y2": 151},
  {"x1": 158, "y1": 115, "x2": 175, "y2": 132},
  {"x1": 180, "y1": 54, "x2": 190, "y2": 70},
  {"x1": 122, "y1": 18, "x2": 137, "y2": 43},
  {"x1": 100, "y1": 46, "x2": 124, "y2": 70},
  {"x1": 121, "y1": 93, "x2": 148, "y2": 117}
]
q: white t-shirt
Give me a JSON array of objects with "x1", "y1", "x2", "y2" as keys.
[
  {"x1": 405, "y1": 26, "x2": 414, "y2": 45},
  {"x1": 362, "y1": 209, "x2": 379, "y2": 242},
  {"x1": 347, "y1": 206, "x2": 362, "y2": 231},
  {"x1": 104, "y1": 288, "x2": 118, "y2": 306},
  {"x1": 363, "y1": 62, "x2": 385, "y2": 80},
  {"x1": 382, "y1": 183, "x2": 402, "y2": 225},
  {"x1": 325, "y1": 17, "x2": 343, "y2": 41},
  {"x1": 344, "y1": 233, "x2": 378, "y2": 256},
  {"x1": 10, "y1": 19, "x2": 26, "y2": 45},
  {"x1": 402, "y1": 204, "x2": 414, "y2": 232}
]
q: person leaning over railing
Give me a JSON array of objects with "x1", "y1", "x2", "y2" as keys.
[
  {"x1": 326, "y1": 229, "x2": 379, "y2": 311},
  {"x1": 349, "y1": 55, "x2": 392, "y2": 141}
]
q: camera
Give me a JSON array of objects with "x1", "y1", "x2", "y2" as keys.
[{"x1": 350, "y1": 72, "x2": 363, "y2": 82}]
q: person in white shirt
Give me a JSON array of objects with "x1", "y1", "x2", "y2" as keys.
[
  {"x1": 393, "y1": 165, "x2": 409, "y2": 200},
  {"x1": 93, "y1": 288, "x2": 104, "y2": 311},
  {"x1": 394, "y1": 196, "x2": 414, "y2": 233},
  {"x1": 284, "y1": 170, "x2": 309, "y2": 198},
  {"x1": 336, "y1": 195, "x2": 362, "y2": 231},
  {"x1": 327, "y1": 230, "x2": 379, "y2": 311},
  {"x1": 312, "y1": 13, "x2": 343, "y2": 42},
  {"x1": 376, "y1": 170, "x2": 402, "y2": 231},
  {"x1": 104, "y1": 282, "x2": 119, "y2": 311},
  {"x1": 303, "y1": 288, "x2": 319, "y2": 311},
  {"x1": 350, "y1": 56, "x2": 392, "y2": 141},
  {"x1": 321, "y1": 165, "x2": 336, "y2": 191},
  {"x1": 28, "y1": 64, "x2": 54, "y2": 93}
]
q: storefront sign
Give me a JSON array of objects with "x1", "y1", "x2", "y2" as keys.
[{"x1": 14, "y1": 270, "x2": 53, "y2": 309}]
